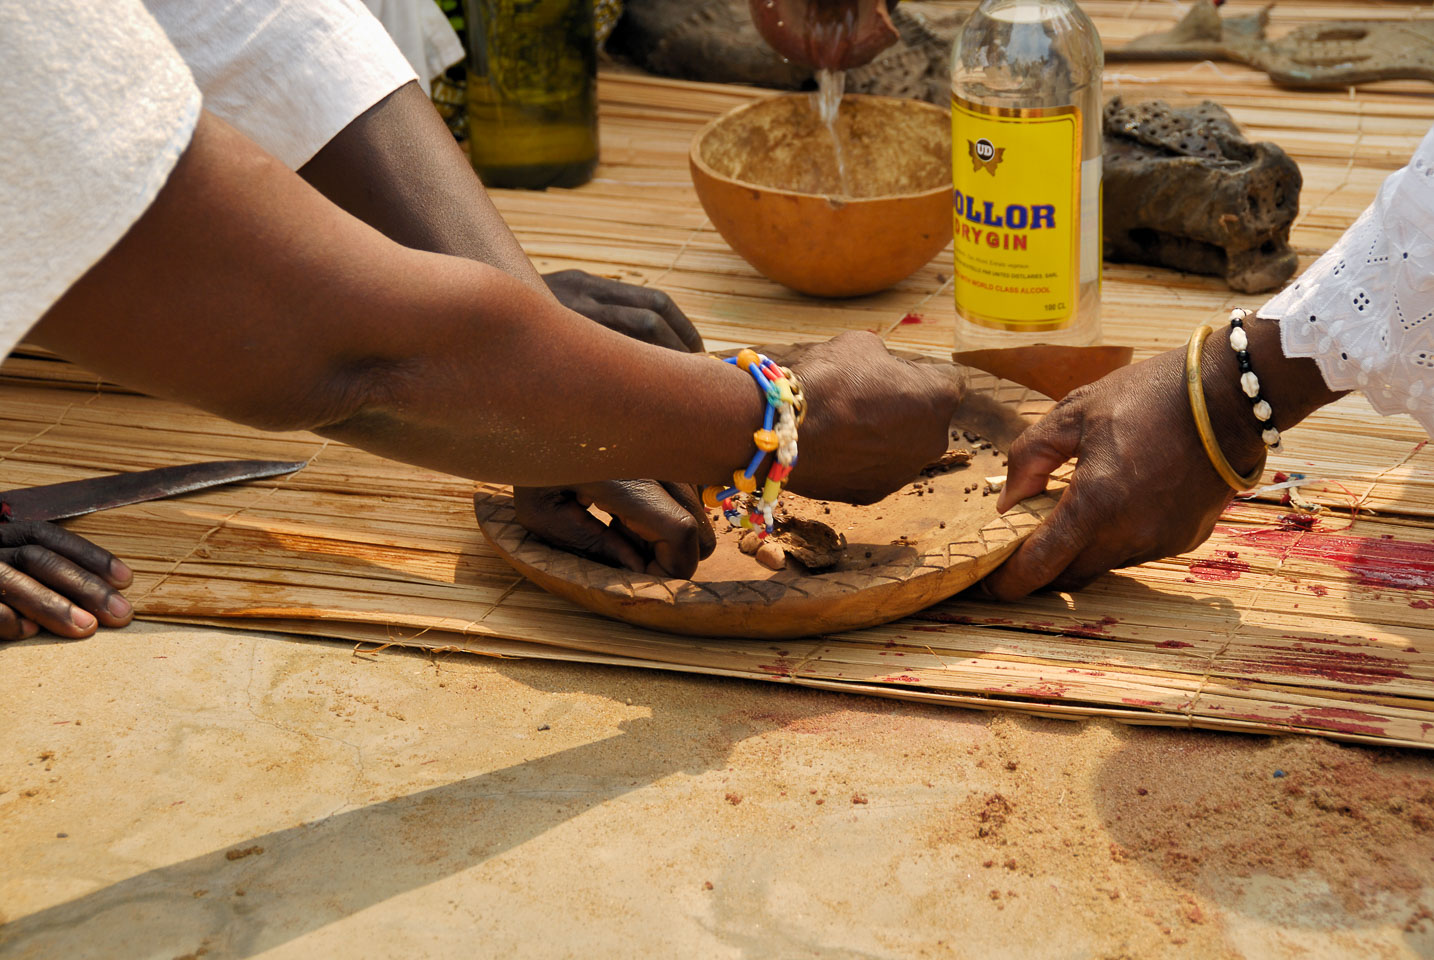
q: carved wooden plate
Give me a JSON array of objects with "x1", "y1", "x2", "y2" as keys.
[{"x1": 475, "y1": 348, "x2": 1059, "y2": 640}]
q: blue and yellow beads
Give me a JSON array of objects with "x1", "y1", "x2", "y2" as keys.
[{"x1": 702, "y1": 350, "x2": 803, "y2": 540}]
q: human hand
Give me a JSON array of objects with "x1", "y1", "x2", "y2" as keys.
[
  {"x1": 785, "y1": 331, "x2": 964, "y2": 505},
  {"x1": 510, "y1": 481, "x2": 717, "y2": 578},
  {"x1": 748, "y1": 0, "x2": 900, "y2": 71},
  {"x1": 981, "y1": 348, "x2": 1251, "y2": 600},
  {"x1": 524, "y1": 273, "x2": 709, "y2": 574},
  {"x1": 543, "y1": 269, "x2": 704, "y2": 354},
  {"x1": 0, "y1": 521, "x2": 134, "y2": 640}
]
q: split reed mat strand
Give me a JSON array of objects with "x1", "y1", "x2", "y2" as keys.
[{"x1": 4, "y1": 0, "x2": 1433, "y2": 746}]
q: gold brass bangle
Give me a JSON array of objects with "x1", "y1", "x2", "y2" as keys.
[{"x1": 1185, "y1": 324, "x2": 1267, "y2": 492}]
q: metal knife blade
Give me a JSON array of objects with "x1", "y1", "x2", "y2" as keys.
[{"x1": 0, "y1": 459, "x2": 307, "y2": 523}]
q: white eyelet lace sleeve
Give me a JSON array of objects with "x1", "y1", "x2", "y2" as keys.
[{"x1": 1258, "y1": 125, "x2": 1434, "y2": 436}]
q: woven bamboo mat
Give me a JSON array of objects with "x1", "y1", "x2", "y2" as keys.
[{"x1": 4, "y1": 0, "x2": 1433, "y2": 746}]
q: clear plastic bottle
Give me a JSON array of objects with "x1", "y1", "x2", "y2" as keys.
[{"x1": 951, "y1": 0, "x2": 1103, "y2": 349}]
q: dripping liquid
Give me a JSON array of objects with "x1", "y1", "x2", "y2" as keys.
[{"x1": 813, "y1": 68, "x2": 850, "y2": 196}]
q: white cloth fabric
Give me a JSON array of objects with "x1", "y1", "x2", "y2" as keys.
[
  {"x1": 1, "y1": 0, "x2": 417, "y2": 361},
  {"x1": 1260, "y1": 126, "x2": 1434, "y2": 435},
  {"x1": 360, "y1": 0, "x2": 466, "y2": 88},
  {"x1": 145, "y1": 0, "x2": 418, "y2": 170},
  {"x1": 0, "y1": 0, "x2": 200, "y2": 355}
]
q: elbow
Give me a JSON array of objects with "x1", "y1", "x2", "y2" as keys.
[{"x1": 232, "y1": 355, "x2": 426, "y2": 435}]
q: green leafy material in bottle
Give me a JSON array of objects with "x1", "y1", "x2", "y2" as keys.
[{"x1": 466, "y1": 0, "x2": 599, "y2": 190}]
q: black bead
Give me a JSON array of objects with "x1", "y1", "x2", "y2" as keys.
[
  {"x1": 1237, "y1": 355, "x2": 1252, "y2": 373},
  {"x1": 1230, "y1": 316, "x2": 1244, "y2": 328}
]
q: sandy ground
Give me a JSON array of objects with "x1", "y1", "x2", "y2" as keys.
[{"x1": 3, "y1": 622, "x2": 1433, "y2": 959}]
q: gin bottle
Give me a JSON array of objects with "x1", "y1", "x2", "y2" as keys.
[{"x1": 951, "y1": 0, "x2": 1103, "y2": 348}]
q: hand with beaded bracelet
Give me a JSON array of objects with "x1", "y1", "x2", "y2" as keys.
[
  {"x1": 701, "y1": 349, "x2": 805, "y2": 542},
  {"x1": 507, "y1": 333, "x2": 961, "y2": 578},
  {"x1": 982, "y1": 311, "x2": 1345, "y2": 601},
  {"x1": 512, "y1": 279, "x2": 718, "y2": 579}
]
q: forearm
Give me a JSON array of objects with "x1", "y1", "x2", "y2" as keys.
[
  {"x1": 312, "y1": 255, "x2": 762, "y2": 485},
  {"x1": 1201, "y1": 316, "x2": 1347, "y2": 472},
  {"x1": 988, "y1": 313, "x2": 1346, "y2": 600},
  {"x1": 34, "y1": 111, "x2": 760, "y2": 485},
  {"x1": 298, "y1": 81, "x2": 546, "y2": 292}
]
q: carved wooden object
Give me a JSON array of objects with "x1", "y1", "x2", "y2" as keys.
[
  {"x1": 477, "y1": 349, "x2": 1059, "y2": 640},
  {"x1": 1110, "y1": 4, "x2": 1434, "y2": 88}
]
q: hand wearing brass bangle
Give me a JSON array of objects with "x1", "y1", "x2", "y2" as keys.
[{"x1": 1185, "y1": 324, "x2": 1268, "y2": 492}]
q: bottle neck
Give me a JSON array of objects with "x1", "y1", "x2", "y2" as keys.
[{"x1": 977, "y1": 0, "x2": 1081, "y2": 17}]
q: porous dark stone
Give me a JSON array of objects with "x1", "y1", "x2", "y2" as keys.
[{"x1": 1103, "y1": 97, "x2": 1302, "y2": 294}]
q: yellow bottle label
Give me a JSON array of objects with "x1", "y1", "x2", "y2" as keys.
[{"x1": 951, "y1": 96, "x2": 1083, "y2": 332}]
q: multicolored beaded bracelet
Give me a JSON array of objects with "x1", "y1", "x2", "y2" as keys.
[
  {"x1": 1227, "y1": 308, "x2": 1282, "y2": 451},
  {"x1": 701, "y1": 349, "x2": 805, "y2": 539}
]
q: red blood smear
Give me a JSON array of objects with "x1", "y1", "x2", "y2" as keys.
[
  {"x1": 1280, "y1": 634, "x2": 1362, "y2": 648},
  {"x1": 1413, "y1": 599, "x2": 1433, "y2": 610},
  {"x1": 1309, "y1": 584, "x2": 1328, "y2": 597},
  {"x1": 913, "y1": 612, "x2": 1013, "y2": 627},
  {"x1": 1303, "y1": 706, "x2": 1387, "y2": 723},
  {"x1": 1280, "y1": 512, "x2": 1319, "y2": 530},
  {"x1": 1254, "y1": 646, "x2": 1411, "y2": 686},
  {"x1": 1220, "y1": 710, "x2": 1384, "y2": 736},
  {"x1": 1188, "y1": 557, "x2": 1250, "y2": 581},
  {"x1": 1237, "y1": 529, "x2": 1434, "y2": 592},
  {"x1": 1061, "y1": 616, "x2": 1120, "y2": 640},
  {"x1": 1289, "y1": 707, "x2": 1387, "y2": 736},
  {"x1": 1156, "y1": 640, "x2": 1194, "y2": 649},
  {"x1": 1009, "y1": 684, "x2": 1069, "y2": 699},
  {"x1": 899, "y1": 312, "x2": 924, "y2": 325}
]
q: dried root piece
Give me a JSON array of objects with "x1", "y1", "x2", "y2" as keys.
[
  {"x1": 755, "y1": 540, "x2": 787, "y2": 571},
  {"x1": 921, "y1": 448, "x2": 973, "y2": 477},
  {"x1": 773, "y1": 516, "x2": 846, "y2": 571}
]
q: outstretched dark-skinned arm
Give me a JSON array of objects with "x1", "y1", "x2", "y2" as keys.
[
  {"x1": 298, "y1": 81, "x2": 703, "y2": 353},
  {"x1": 35, "y1": 110, "x2": 961, "y2": 501},
  {"x1": 295, "y1": 82, "x2": 715, "y2": 573},
  {"x1": 983, "y1": 318, "x2": 1343, "y2": 599}
]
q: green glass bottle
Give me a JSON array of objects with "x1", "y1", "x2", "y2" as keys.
[{"x1": 465, "y1": 0, "x2": 599, "y2": 190}]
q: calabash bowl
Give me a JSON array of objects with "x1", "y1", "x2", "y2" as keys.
[{"x1": 690, "y1": 93, "x2": 954, "y2": 298}]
